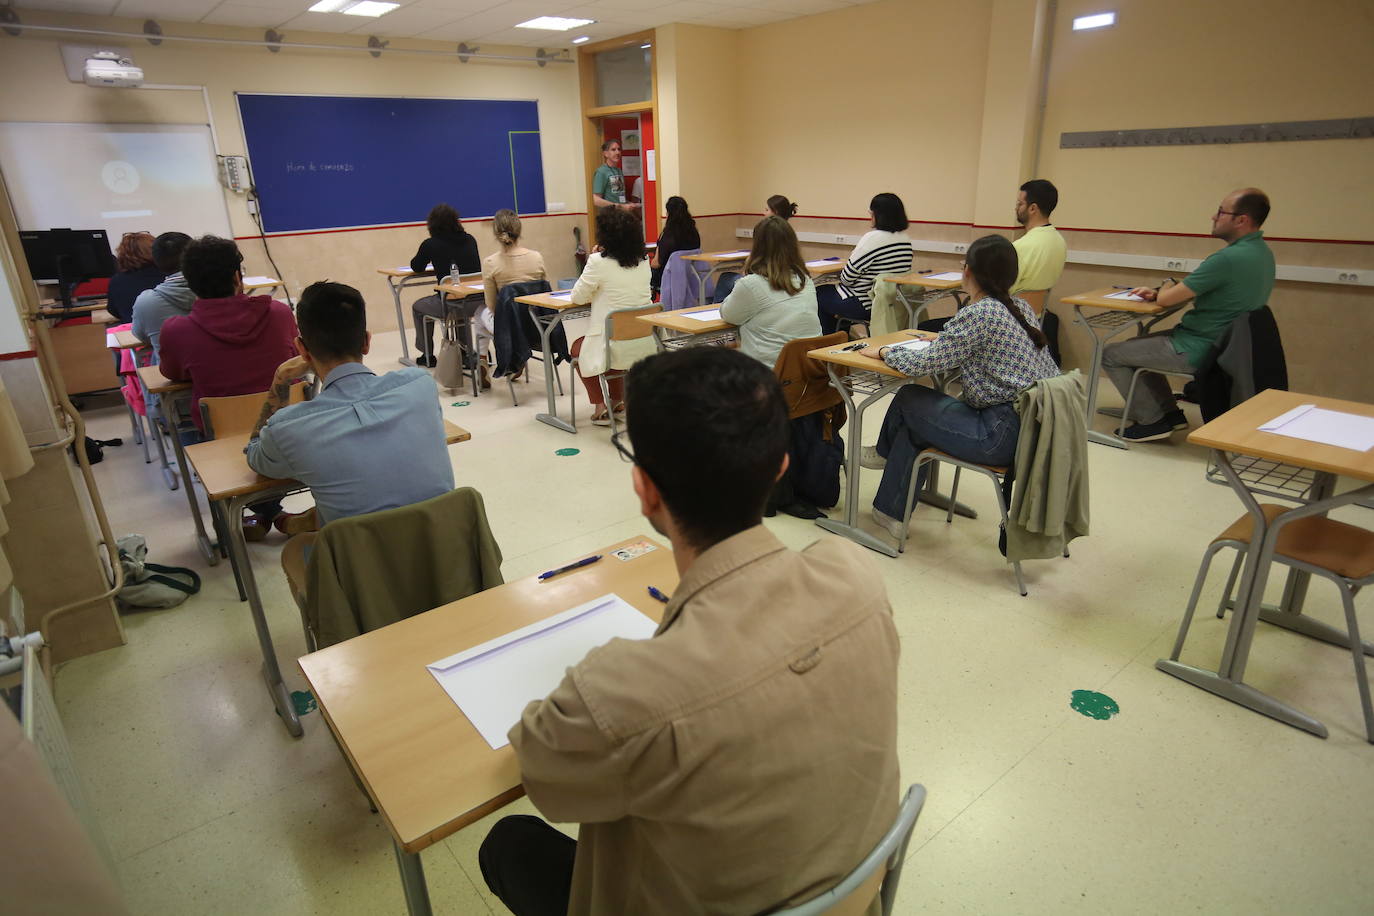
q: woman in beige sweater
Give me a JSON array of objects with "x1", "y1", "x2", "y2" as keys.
[{"x1": 479, "y1": 209, "x2": 546, "y2": 383}]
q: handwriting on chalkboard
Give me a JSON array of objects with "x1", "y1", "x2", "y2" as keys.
[{"x1": 285, "y1": 161, "x2": 356, "y2": 174}]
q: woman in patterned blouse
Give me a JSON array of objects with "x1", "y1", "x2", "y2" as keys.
[{"x1": 857, "y1": 234, "x2": 1060, "y2": 539}]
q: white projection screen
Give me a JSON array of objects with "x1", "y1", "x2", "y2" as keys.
[{"x1": 0, "y1": 122, "x2": 232, "y2": 241}]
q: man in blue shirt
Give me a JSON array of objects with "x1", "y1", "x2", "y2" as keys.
[{"x1": 246, "y1": 281, "x2": 455, "y2": 598}]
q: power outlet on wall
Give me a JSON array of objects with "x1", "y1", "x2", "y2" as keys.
[
  {"x1": 953, "y1": 243, "x2": 967, "y2": 255},
  {"x1": 1164, "y1": 258, "x2": 1187, "y2": 270},
  {"x1": 1338, "y1": 272, "x2": 1360, "y2": 283}
]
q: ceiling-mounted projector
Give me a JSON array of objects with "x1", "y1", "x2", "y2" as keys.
[{"x1": 83, "y1": 51, "x2": 143, "y2": 87}]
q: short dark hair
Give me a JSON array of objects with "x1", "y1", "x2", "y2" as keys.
[
  {"x1": 595, "y1": 205, "x2": 646, "y2": 269},
  {"x1": 626, "y1": 348, "x2": 789, "y2": 549},
  {"x1": 1019, "y1": 179, "x2": 1058, "y2": 218},
  {"x1": 151, "y1": 232, "x2": 192, "y2": 273},
  {"x1": 296, "y1": 281, "x2": 366, "y2": 362},
  {"x1": 601, "y1": 139, "x2": 620, "y2": 152},
  {"x1": 181, "y1": 235, "x2": 243, "y2": 299},
  {"x1": 1233, "y1": 188, "x2": 1270, "y2": 227},
  {"x1": 427, "y1": 203, "x2": 463, "y2": 237},
  {"x1": 870, "y1": 192, "x2": 909, "y2": 232}
]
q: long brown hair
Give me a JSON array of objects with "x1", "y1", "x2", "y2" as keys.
[
  {"x1": 965, "y1": 234, "x2": 1047, "y2": 349},
  {"x1": 743, "y1": 216, "x2": 807, "y2": 296},
  {"x1": 116, "y1": 231, "x2": 155, "y2": 272}
]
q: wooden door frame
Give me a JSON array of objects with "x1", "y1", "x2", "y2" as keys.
[{"x1": 577, "y1": 29, "x2": 659, "y2": 241}]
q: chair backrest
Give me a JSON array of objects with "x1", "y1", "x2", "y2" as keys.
[
  {"x1": 660, "y1": 248, "x2": 707, "y2": 310},
  {"x1": 1019, "y1": 289, "x2": 1049, "y2": 317},
  {"x1": 771, "y1": 784, "x2": 927, "y2": 916},
  {"x1": 198, "y1": 382, "x2": 309, "y2": 440},
  {"x1": 773, "y1": 332, "x2": 848, "y2": 419},
  {"x1": 605, "y1": 303, "x2": 661, "y2": 341}
]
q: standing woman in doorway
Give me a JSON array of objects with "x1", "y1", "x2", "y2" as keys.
[
  {"x1": 815, "y1": 192, "x2": 914, "y2": 336},
  {"x1": 592, "y1": 139, "x2": 640, "y2": 212}
]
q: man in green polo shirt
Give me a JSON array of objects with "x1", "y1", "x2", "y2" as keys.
[
  {"x1": 1103, "y1": 187, "x2": 1275, "y2": 441},
  {"x1": 591, "y1": 139, "x2": 639, "y2": 212}
]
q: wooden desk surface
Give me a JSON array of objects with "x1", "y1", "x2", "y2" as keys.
[
  {"x1": 1060, "y1": 286, "x2": 1171, "y2": 313},
  {"x1": 110, "y1": 329, "x2": 143, "y2": 350},
  {"x1": 806, "y1": 258, "x2": 844, "y2": 277},
  {"x1": 242, "y1": 277, "x2": 282, "y2": 292},
  {"x1": 513, "y1": 291, "x2": 584, "y2": 310},
  {"x1": 1189, "y1": 389, "x2": 1374, "y2": 483},
  {"x1": 137, "y1": 364, "x2": 189, "y2": 395},
  {"x1": 186, "y1": 420, "x2": 472, "y2": 501},
  {"x1": 379, "y1": 266, "x2": 424, "y2": 278},
  {"x1": 37, "y1": 300, "x2": 108, "y2": 317},
  {"x1": 887, "y1": 271, "x2": 963, "y2": 291},
  {"x1": 298, "y1": 535, "x2": 678, "y2": 854},
  {"x1": 638, "y1": 305, "x2": 732, "y2": 334},
  {"x1": 807, "y1": 330, "x2": 938, "y2": 378},
  {"x1": 435, "y1": 281, "x2": 484, "y2": 297},
  {"x1": 682, "y1": 249, "x2": 751, "y2": 264}
]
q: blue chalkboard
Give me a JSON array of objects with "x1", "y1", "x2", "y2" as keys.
[{"x1": 236, "y1": 94, "x2": 545, "y2": 234}]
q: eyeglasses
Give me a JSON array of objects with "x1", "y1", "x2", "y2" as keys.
[
  {"x1": 1214, "y1": 208, "x2": 1238, "y2": 218},
  {"x1": 611, "y1": 430, "x2": 635, "y2": 464}
]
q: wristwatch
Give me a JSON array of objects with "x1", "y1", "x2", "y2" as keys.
[{"x1": 878, "y1": 345, "x2": 890, "y2": 359}]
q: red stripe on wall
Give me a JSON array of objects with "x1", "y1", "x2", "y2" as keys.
[
  {"x1": 0, "y1": 350, "x2": 37, "y2": 361},
  {"x1": 233, "y1": 211, "x2": 590, "y2": 242}
]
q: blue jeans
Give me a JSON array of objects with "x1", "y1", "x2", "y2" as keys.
[
  {"x1": 711, "y1": 271, "x2": 740, "y2": 304},
  {"x1": 179, "y1": 427, "x2": 283, "y2": 521},
  {"x1": 872, "y1": 384, "x2": 1020, "y2": 519},
  {"x1": 816, "y1": 284, "x2": 870, "y2": 335}
]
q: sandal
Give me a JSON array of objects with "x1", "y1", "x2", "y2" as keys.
[{"x1": 590, "y1": 409, "x2": 611, "y2": 427}]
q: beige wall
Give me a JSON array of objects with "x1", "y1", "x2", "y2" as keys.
[
  {"x1": 654, "y1": 24, "x2": 742, "y2": 216},
  {"x1": 0, "y1": 11, "x2": 589, "y2": 333}
]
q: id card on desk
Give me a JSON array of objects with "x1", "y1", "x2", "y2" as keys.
[{"x1": 611, "y1": 540, "x2": 657, "y2": 562}]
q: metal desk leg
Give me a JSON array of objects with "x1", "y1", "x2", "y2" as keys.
[
  {"x1": 1071, "y1": 304, "x2": 1129, "y2": 450},
  {"x1": 393, "y1": 842, "x2": 433, "y2": 916},
  {"x1": 532, "y1": 306, "x2": 584, "y2": 434},
  {"x1": 164, "y1": 397, "x2": 219, "y2": 567},
  {"x1": 222, "y1": 491, "x2": 303, "y2": 738},
  {"x1": 391, "y1": 277, "x2": 416, "y2": 367}
]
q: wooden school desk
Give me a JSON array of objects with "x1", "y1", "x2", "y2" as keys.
[
  {"x1": 1059, "y1": 287, "x2": 1184, "y2": 449},
  {"x1": 138, "y1": 366, "x2": 221, "y2": 562},
  {"x1": 378, "y1": 266, "x2": 435, "y2": 367},
  {"x1": 806, "y1": 257, "x2": 844, "y2": 285},
  {"x1": 185, "y1": 420, "x2": 471, "y2": 738},
  {"x1": 242, "y1": 275, "x2": 284, "y2": 296},
  {"x1": 298, "y1": 535, "x2": 677, "y2": 916},
  {"x1": 807, "y1": 330, "x2": 972, "y2": 557},
  {"x1": 1159, "y1": 389, "x2": 1374, "y2": 738},
  {"x1": 513, "y1": 289, "x2": 588, "y2": 434},
  {"x1": 682, "y1": 249, "x2": 751, "y2": 307},
  {"x1": 638, "y1": 304, "x2": 738, "y2": 351},
  {"x1": 886, "y1": 271, "x2": 966, "y2": 328}
]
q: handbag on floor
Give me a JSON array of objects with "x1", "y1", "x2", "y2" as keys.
[
  {"x1": 115, "y1": 534, "x2": 201, "y2": 610},
  {"x1": 434, "y1": 339, "x2": 466, "y2": 390}
]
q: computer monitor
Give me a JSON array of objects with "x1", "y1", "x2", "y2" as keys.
[{"x1": 18, "y1": 228, "x2": 116, "y2": 308}]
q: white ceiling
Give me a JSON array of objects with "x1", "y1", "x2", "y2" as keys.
[{"x1": 13, "y1": 0, "x2": 879, "y2": 48}]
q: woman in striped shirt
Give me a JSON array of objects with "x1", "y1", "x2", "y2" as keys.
[
  {"x1": 857, "y1": 234, "x2": 1060, "y2": 539},
  {"x1": 816, "y1": 192, "x2": 914, "y2": 335}
]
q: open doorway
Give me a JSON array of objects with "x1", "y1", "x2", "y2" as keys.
[{"x1": 592, "y1": 111, "x2": 657, "y2": 243}]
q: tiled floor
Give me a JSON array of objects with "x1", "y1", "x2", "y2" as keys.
[{"x1": 56, "y1": 328, "x2": 1374, "y2": 914}]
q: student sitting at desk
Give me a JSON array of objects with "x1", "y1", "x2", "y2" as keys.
[
  {"x1": 569, "y1": 206, "x2": 654, "y2": 427},
  {"x1": 245, "y1": 281, "x2": 454, "y2": 603},
  {"x1": 817, "y1": 192, "x2": 914, "y2": 336},
  {"x1": 767, "y1": 193, "x2": 798, "y2": 220},
  {"x1": 480, "y1": 347, "x2": 900, "y2": 916},
  {"x1": 159, "y1": 235, "x2": 298, "y2": 541},
  {"x1": 131, "y1": 231, "x2": 193, "y2": 362},
  {"x1": 648, "y1": 195, "x2": 700, "y2": 294},
  {"x1": 480, "y1": 209, "x2": 546, "y2": 385},
  {"x1": 106, "y1": 231, "x2": 164, "y2": 324},
  {"x1": 719, "y1": 214, "x2": 821, "y2": 368},
  {"x1": 858, "y1": 234, "x2": 1059, "y2": 539},
  {"x1": 410, "y1": 203, "x2": 481, "y2": 367},
  {"x1": 1103, "y1": 187, "x2": 1275, "y2": 442}
]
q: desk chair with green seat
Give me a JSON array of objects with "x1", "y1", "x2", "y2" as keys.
[{"x1": 772, "y1": 784, "x2": 927, "y2": 916}]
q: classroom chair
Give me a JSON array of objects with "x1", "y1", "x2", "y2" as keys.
[
  {"x1": 493, "y1": 280, "x2": 567, "y2": 408},
  {"x1": 772, "y1": 784, "x2": 927, "y2": 916},
  {"x1": 572, "y1": 303, "x2": 661, "y2": 435},
  {"x1": 422, "y1": 272, "x2": 484, "y2": 396},
  {"x1": 659, "y1": 248, "x2": 710, "y2": 309},
  {"x1": 1170, "y1": 500, "x2": 1374, "y2": 743}
]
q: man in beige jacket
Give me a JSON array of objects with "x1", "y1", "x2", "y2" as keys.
[{"x1": 478, "y1": 347, "x2": 902, "y2": 915}]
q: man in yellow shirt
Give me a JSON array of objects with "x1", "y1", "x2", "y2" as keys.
[{"x1": 1012, "y1": 178, "x2": 1066, "y2": 362}]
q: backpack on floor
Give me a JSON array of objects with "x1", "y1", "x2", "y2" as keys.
[{"x1": 115, "y1": 534, "x2": 201, "y2": 610}]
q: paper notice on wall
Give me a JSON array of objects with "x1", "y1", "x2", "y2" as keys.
[
  {"x1": 622, "y1": 155, "x2": 641, "y2": 177},
  {"x1": 646, "y1": 149, "x2": 656, "y2": 182}
]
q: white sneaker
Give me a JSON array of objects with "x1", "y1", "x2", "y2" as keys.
[
  {"x1": 860, "y1": 446, "x2": 886, "y2": 470},
  {"x1": 872, "y1": 507, "x2": 907, "y2": 540}
]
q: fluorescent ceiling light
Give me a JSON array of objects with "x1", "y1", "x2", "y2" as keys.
[
  {"x1": 308, "y1": 0, "x2": 398, "y2": 14},
  {"x1": 515, "y1": 16, "x2": 595, "y2": 31},
  {"x1": 308, "y1": 0, "x2": 351, "y2": 10},
  {"x1": 571, "y1": 36, "x2": 591, "y2": 44},
  {"x1": 640, "y1": 43, "x2": 651, "y2": 49},
  {"x1": 1072, "y1": 12, "x2": 1116, "y2": 30}
]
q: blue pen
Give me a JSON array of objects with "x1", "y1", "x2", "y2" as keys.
[
  {"x1": 647, "y1": 585, "x2": 671, "y2": 603},
  {"x1": 538, "y1": 555, "x2": 602, "y2": 581},
  {"x1": 1112, "y1": 284, "x2": 1133, "y2": 289}
]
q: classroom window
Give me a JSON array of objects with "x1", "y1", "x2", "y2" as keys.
[{"x1": 594, "y1": 46, "x2": 652, "y2": 107}]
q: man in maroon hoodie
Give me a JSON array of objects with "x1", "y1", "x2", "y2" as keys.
[{"x1": 160, "y1": 235, "x2": 299, "y2": 540}]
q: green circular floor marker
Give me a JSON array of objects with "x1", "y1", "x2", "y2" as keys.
[
  {"x1": 1070, "y1": 689, "x2": 1119, "y2": 720},
  {"x1": 450, "y1": 401, "x2": 470, "y2": 407},
  {"x1": 554, "y1": 447, "x2": 581, "y2": 457},
  {"x1": 291, "y1": 690, "x2": 318, "y2": 716}
]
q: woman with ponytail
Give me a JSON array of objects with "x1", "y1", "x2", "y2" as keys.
[
  {"x1": 857, "y1": 234, "x2": 1059, "y2": 539},
  {"x1": 478, "y1": 209, "x2": 546, "y2": 384}
]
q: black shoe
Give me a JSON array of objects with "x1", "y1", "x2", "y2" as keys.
[
  {"x1": 1165, "y1": 408, "x2": 1189, "y2": 430},
  {"x1": 1121, "y1": 417, "x2": 1176, "y2": 442},
  {"x1": 415, "y1": 354, "x2": 437, "y2": 368},
  {"x1": 781, "y1": 501, "x2": 826, "y2": 520}
]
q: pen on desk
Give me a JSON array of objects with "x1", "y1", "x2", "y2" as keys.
[
  {"x1": 647, "y1": 585, "x2": 671, "y2": 604},
  {"x1": 538, "y1": 555, "x2": 602, "y2": 581},
  {"x1": 918, "y1": 269, "x2": 934, "y2": 274},
  {"x1": 1112, "y1": 285, "x2": 1133, "y2": 289}
]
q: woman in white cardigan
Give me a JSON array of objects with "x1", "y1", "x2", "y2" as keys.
[{"x1": 570, "y1": 206, "x2": 654, "y2": 425}]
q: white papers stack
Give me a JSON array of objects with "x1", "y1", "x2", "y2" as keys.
[
  {"x1": 1104, "y1": 290, "x2": 1146, "y2": 301},
  {"x1": 242, "y1": 275, "x2": 277, "y2": 286},
  {"x1": 1258, "y1": 404, "x2": 1374, "y2": 452},
  {"x1": 806, "y1": 259, "x2": 840, "y2": 267},
  {"x1": 427, "y1": 594, "x2": 657, "y2": 749},
  {"x1": 682, "y1": 308, "x2": 722, "y2": 321},
  {"x1": 923, "y1": 271, "x2": 962, "y2": 282},
  {"x1": 890, "y1": 338, "x2": 932, "y2": 352}
]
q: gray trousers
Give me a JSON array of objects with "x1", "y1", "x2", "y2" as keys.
[{"x1": 1101, "y1": 331, "x2": 1196, "y2": 424}]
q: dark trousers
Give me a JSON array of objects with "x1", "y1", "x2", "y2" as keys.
[
  {"x1": 412, "y1": 293, "x2": 482, "y2": 358},
  {"x1": 816, "y1": 284, "x2": 870, "y2": 335},
  {"x1": 479, "y1": 815, "x2": 576, "y2": 916}
]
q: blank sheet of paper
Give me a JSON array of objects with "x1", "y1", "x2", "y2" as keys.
[
  {"x1": 242, "y1": 275, "x2": 276, "y2": 286},
  {"x1": 1104, "y1": 290, "x2": 1146, "y2": 301},
  {"x1": 682, "y1": 309, "x2": 722, "y2": 321},
  {"x1": 890, "y1": 338, "x2": 932, "y2": 352},
  {"x1": 923, "y1": 271, "x2": 962, "y2": 282},
  {"x1": 426, "y1": 593, "x2": 657, "y2": 749},
  {"x1": 806, "y1": 258, "x2": 841, "y2": 267},
  {"x1": 1259, "y1": 404, "x2": 1374, "y2": 452}
]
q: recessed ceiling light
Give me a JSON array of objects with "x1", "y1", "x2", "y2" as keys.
[
  {"x1": 1072, "y1": 12, "x2": 1116, "y2": 30},
  {"x1": 308, "y1": 0, "x2": 351, "y2": 11},
  {"x1": 571, "y1": 36, "x2": 591, "y2": 44},
  {"x1": 640, "y1": 43, "x2": 651, "y2": 49},
  {"x1": 515, "y1": 16, "x2": 595, "y2": 31},
  {"x1": 343, "y1": 1, "x2": 398, "y2": 15}
]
